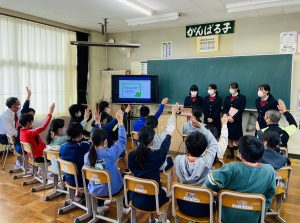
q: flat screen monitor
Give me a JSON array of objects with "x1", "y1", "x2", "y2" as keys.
[{"x1": 111, "y1": 75, "x2": 158, "y2": 104}]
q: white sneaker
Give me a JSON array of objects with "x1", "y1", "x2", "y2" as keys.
[
  {"x1": 123, "y1": 207, "x2": 131, "y2": 215},
  {"x1": 97, "y1": 205, "x2": 109, "y2": 215}
]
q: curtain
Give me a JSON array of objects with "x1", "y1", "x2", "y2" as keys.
[{"x1": 0, "y1": 15, "x2": 77, "y2": 115}]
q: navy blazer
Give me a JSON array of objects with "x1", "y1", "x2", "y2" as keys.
[
  {"x1": 223, "y1": 94, "x2": 246, "y2": 123},
  {"x1": 203, "y1": 95, "x2": 222, "y2": 123},
  {"x1": 255, "y1": 96, "x2": 278, "y2": 129},
  {"x1": 184, "y1": 95, "x2": 203, "y2": 110}
]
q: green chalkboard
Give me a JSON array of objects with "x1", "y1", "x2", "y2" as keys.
[{"x1": 147, "y1": 54, "x2": 293, "y2": 109}]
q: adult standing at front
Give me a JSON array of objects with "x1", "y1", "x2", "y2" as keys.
[
  {"x1": 223, "y1": 82, "x2": 246, "y2": 158},
  {"x1": 184, "y1": 85, "x2": 203, "y2": 110},
  {"x1": 256, "y1": 84, "x2": 278, "y2": 129}
]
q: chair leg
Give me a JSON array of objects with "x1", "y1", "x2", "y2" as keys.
[
  {"x1": 44, "y1": 175, "x2": 66, "y2": 201},
  {"x1": 175, "y1": 216, "x2": 179, "y2": 223},
  {"x1": 75, "y1": 194, "x2": 92, "y2": 223},
  {"x1": 158, "y1": 209, "x2": 169, "y2": 223},
  {"x1": 2, "y1": 145, "x2": 9, "y2": 170},
  {"x1": 1, "y1": 145, "x2": 7, "y2": 163},
  {"x1": 116, "y1": 197, "x2": 124, "y2": 222},
  {"x1": 31, "y1": 165, "x2": 54, "y2": 192},
  {"x1": 131, "y1": 207, "x2": 137, "y2": 223}
]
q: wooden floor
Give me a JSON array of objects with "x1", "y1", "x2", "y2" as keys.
[{"x1": 0, "y1": 145, "x2": 299, "y2": 223}]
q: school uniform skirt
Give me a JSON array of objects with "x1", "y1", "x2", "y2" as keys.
[{"x1": 227, "y1": 122, "x2": 243, "y2": 141}]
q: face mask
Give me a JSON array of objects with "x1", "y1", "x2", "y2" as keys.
[
  {"x1": 75, "y1": 111, "x2": 82, "y2": 117},
  {"x1": 258, "y1": 90, "x2": 264, "y2": 98},
  {"x1": 191, "y1": 91, "x2": 197, "y2": 97},
  {"x1": 208, "y1": 89, "x2": 215, "y2": 95},
  {"x1": 229, "y1": 89, "x2": 235, "y2": 95}
]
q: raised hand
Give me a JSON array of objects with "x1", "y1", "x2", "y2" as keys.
[{"x1": 49, "y1": 103, "x2": 55, "y2": 114}]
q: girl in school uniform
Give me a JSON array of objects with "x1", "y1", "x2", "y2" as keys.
[
  {"x1": 223, "y1": 82, "x2": 246, "y2": 158},
  {"x1": 255, "y1": 84, "x2": 278, "y2": 129},
  {"x1": 184, "y1": 85, "x2": 203, "y2": 110},
  {"x1": 203, "y1": 84, "x2": 222, "y2": 135}
]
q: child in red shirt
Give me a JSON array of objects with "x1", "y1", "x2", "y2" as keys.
[{"x1": 20, "y1": 103, "x2": 55, "y2": 162}]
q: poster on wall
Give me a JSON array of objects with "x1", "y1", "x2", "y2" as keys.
[
  {"x1": 186, "y1": 21, "x2": 234, "y2": 38},
  {"x1": 162, "y1": 41, "x2": 172, "y2": 59},
  {"x1": 280, "y1": 31, "x2": 298, "y2": 54},
  {"x1": 197, "y1": 35, "x2": 219, "y2": 53}
]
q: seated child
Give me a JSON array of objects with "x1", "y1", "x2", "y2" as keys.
[
  {"x1": 144, "y1": 104, "x2": 178, "y2": 171},
  {"x1": 174, "y1": 119, "x2": 218, "y2": 218},
  {"x1": 133, "y1": 98, "x2": 168, "y2": 132},
  {"x1": 19, "y1": 103, "x2": 55, "y2": 162},
  {"x1": 59, "y1": 122, "x2": 90, "y2": 188},
  {"x1": 205, "y1": 114, "x2": 229, "y2": 159},
  {"x1": 257, "y1": 99, "x2": 297, "y2": 147},
  {"x1": 84, "y1": 110, "x2": 126, "y2": 212},
  {"x1": 68, "y1": 104, "x2": 91, "y2": 137},
  {"x1": 205, "y1": 135, "x2": 276, "y2": 223},
  {"x1": 128, "y1": 126, "x2": 174, "y2": 222},
  {"x1": 46, "y1": 118, "x2": 68, "y2": 146},
  {"x1": 261, "y1": 131, "x2": 290, "y2": 170}
]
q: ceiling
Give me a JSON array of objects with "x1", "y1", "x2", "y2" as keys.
[{"x1": 1, "y1": 0, "x2": 300, "y2": 33}]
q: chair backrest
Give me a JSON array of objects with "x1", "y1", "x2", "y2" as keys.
[
  {"x1": 57, "y1": 158, "x2": 79, "y2": 189},
  {"x1": 276, "y1": 166, "x2": 292, "y2": 194},
  {"x1": 7, "y1": 135, "x2": 15, "y2": 145},
  {"x1": 20, "y1": 141, "x2": 34, "y2": 162},
  {"x1": 182, "y1": 134, "x2": 187, "y2": 143},
  {"x1": 124, "y1": 175, "x2": 160, "y2": 214},
  {"x1": 218, "y1": 190, "x2": 266, "y2": 223},
  {"x1": 44, "y1": 149, "x2": 60, "y2": 174},
  {"x1": 82, "y1": 166, "x2": 113, "y2": 199},
  {"x1": 279, "y1": 147, "x2": 288, "y2": 158},
  {"x1": 172, "y1": 183, "x2": 214, "y2": 223},
  {"x1": 131, "y1": 131, "x2": 139, "y2": 149},
  {"x1": 213, "y1": 159, "x2": 224, "y2": 169}
]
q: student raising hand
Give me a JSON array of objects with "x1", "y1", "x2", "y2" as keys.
[
  {"x1": 83, "y1": 107, "x2": 91, "y2": 121},
  {"x1": 26, "y1": 86, "x2": 32, "y2": 100},
  {"x1": 277, "y1": 99, "x2": 287, "y2": 113},
  {"x1": 49, "y1": 103, "x2": 55, "y2": 114},
  {"x1": 221, "y1": 114, "x2": 229, "y2": 125},
  {"x1": 125, "y1": 104, "x2": 131, "y2": 113},
  {"x1": 115, "y1": 110, "x2": 124, "y2": 125}
]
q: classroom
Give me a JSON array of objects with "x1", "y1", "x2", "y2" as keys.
[{"x1": 0, "y1": 0, "x2": 300, "y2": 223}]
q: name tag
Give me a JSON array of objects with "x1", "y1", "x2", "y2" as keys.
[
  {"x1": 232, "y1": 204, "x2": 253, "y2": 210},
  {"x1": 183, "y1": 192, "x2": 200, "y2": 203},
  {"x1": 134, "y1": 184, "x2": 147, "y2": 194}
]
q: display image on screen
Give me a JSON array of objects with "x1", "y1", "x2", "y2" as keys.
[
  {"x1": 119, "y1": 80, "x2": 151, "y2": 99},
  {"x1": 111, "y1": 75, "x2": 158, "y2": 104}
]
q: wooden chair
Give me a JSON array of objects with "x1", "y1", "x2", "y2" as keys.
[
  {"x1": 124, "y1": 175, "x2": 171, "y2": 223},
  {"x1": 1, "y1": 135, "x2": 14, "y2": 170},
  {"x1": 172, "y1": 183, "x2": 214, "y2": 223},
  {"x1": 43, "y1": 149, "x2": 68, "y2": 201},
  {"x1": 279, "y1": 147, "x2": 288, "y2": 158},
  {"x1": 131, "y1": 131, "x2": 139, "y2": 150},
  {"x1": 57, "y1": 158, "x2": 92, "y2": 223},
  {"x1": 82, "y1": 166, "x2": 126, "y2": 223},
  {"x1": 218, "y1": 190, "x2": 266, "y2": 223},
  {"x1": 6, "y1": 135, "x2": 23, "y2": 173},
  {"x1": 20, "y1": 141, "x2": 53, "y2": 192},
  {"x1": 266, "y1": 186, "x2": 286, "y2": 223},
  {"x1": 276, "y1": 166, "x2": 292, "y2": 201},
  {"x1": 213, "y1": 159, "x2": 224, "y2": 170}
]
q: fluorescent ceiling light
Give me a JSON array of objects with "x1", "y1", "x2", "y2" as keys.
[
  {"x1": 226, "y1": 0, "x2": 300, "y2": 13},
  {"x1": 117, "y1": 0, "x2": 154, "y2": 16},
  {"x1": 127, "y1": 12, "x2": 180, "y2": 26},
  {"x1": 70, "y1": 41, "x2": 140, "y2": 48}
]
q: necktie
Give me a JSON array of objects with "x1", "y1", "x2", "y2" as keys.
[{"x1": 14, "y1": 113, "x2": 19, "y2": 128}]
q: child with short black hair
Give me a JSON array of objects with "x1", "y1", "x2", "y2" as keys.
[
  {"x1": 261, "y1": 131, "x2": 290, "y2": 169},
  {"x1": 205, "y1": 135, "x2": 276, "y2": 223},
  {"x1": 182, "y1": 107, "x2": 203, "y2": 134}
]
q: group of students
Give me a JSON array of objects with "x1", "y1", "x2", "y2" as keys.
[
  {"x1": 0, "y1": 84, "x2": 297, "y2": 223},
  {"x1": 183, "y1": 82, "x2": 298, "y2": 158}
]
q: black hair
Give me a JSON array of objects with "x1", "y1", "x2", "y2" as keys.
[
  {"x1": 99, "y1": 101, "x2": 109, "y2": 113},
  {"x1": 185, "y1": 131, "x2": 208, "y2": 157},
  {"x1": 238, "y1": 135, "x2": 264, "y2": 163},
  {"x1": 140, "y1": 106, "x2": 150, "y2": 118},
  {"x1": 261, "y1": 131, "x2": 281, "y2": 152},
  {"x1": 229, "y1": 82, "x2": 240, "y2": 93},
  {"x1": 189, "y1": 85, "x2": 199, "y2": 96},
  {"x1": 27, "y1": 108, "x2": 36, "y2": 114},
  {"x1": 46, "y1": 119, "x2": 65, "y2": 144},
  {"x1": 67, "y1": 122, "x2": 83, "y2": 139},
  {"x1": 208, "y1": 84, "x2": 218, "y2": 96},
  {"x1": 258, "y1": 84, "x2": 274, "y2": 98},
  {"x1": 145, "y1": 115, "x2": 158, "y2": 129},
  {"x1": 135, "y1": 127, "x2": 155, "y2": 168},
  {"x1": 68, "y1": 104, "x2": 81, "y2": 117},
  {"x1": 6, "y1": 97, "x2": 19, "y2": 108},
  {"x1": 88, "y1": 128, "x2": 108, "y2": 167},
  {"x1": 192, "y1": 107, "x2": 202, "y2": 122},
  {"x1": 100, "y1": 111, "x2": 109, "y2": 123},
  {"x1": 19, "y1": 114, "x2": 34, "y2": 127},
  {"x1": 205, "y1": 124, "x2": 219, "y2": 139}
]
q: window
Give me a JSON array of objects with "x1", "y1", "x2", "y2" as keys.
[{"x1": 0, "y1": 15, "x2": 77, "y2": 115}]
